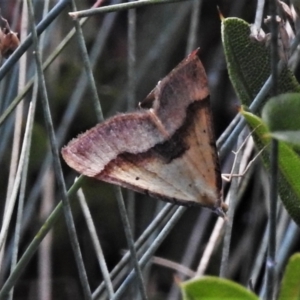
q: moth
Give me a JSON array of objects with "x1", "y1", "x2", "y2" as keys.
[{"x1": 62, "y1": 49, "x2": 226, "y2": 216}]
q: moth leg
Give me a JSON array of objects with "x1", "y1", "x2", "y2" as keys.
[{"x1": 222, "y1": 126, "x2": 266, "y2": 182}]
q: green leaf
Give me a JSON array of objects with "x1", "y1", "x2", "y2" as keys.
[
  {"x1": 241, "y1": 109, "x2": 300, "y2": 226},
  {"x1": 221, "y1": 18, "x2": 300, "y2": 109},
  {"x1": 222, "y1": 17, "x2": 300, "y2": 226},
  {"x1": 278, "y1": 253, "x2": 300, "y2": 300},
  {"x1": 261, "y1": 93, "x2": 300, "y2": 145},
  {"x1": 180, "y1": 276, "x2": 258, "y2": 300},
  {"x1": 268, "y1": 131, "x2": 300, "y2": 146},
  {"x1": 262, "y1": 93, "x2": 300, "y2": 131}
]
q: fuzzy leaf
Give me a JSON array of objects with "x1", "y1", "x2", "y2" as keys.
[
  {"x1": 278, "y1": 253, "x2": 300, "y2": 300},
  {"x1": 222, "y1": 17, "x2": 300, "y2": 226},
  {"x1": 180, "y1": 276, "x2": 258, "y2": 300},
  {"x1": 262, "y1": 93, "x2": 300, "y2": 145},
  {"x1": 221, "y1": 18, "x2": 300, "y2": 109},
  {"x1": 269, "y1": 132, "x2": 300, "y2": 145},
  {"x1": 241, "y1": 109, "x2": 300, "y2": 226}
]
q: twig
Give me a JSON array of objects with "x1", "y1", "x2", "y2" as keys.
[
  {"x1": 265, "y1": 0, "x2": 279, "y2": 299},
  {"x1": 69, "y1": 0, "x2": 189, "y2": 19}
]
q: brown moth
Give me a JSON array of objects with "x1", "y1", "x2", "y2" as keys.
[{"x1": 62, "y1": 49, "x2": 226, "y2": 216}]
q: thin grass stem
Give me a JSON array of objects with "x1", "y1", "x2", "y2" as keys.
[
  {"x1": 0, "y1": 176, "x2": 86, "y2": 299},
  {"x1": 27, "y1": 0, "x2": 92, "y2": 298},
  {"x1": 69, "y1": 0, "x2": 189, "y2": 19},
  {"x1": 77, "y1": 188, "x2": 115, "y2": 298},
  {"x1": 0, "y1": 0, "x2": 71, "y2": 81},
  {"x1": 92, "y1": 204, "x2": 176, "y2": 298},
  {"x1": 113, "y1": 187, "x2": 148, "y2": 300},
  {"x1": 111, "y1": 206, "x2": 186, "y2": 300}
]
